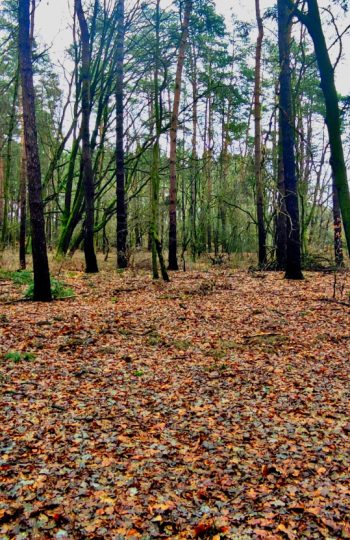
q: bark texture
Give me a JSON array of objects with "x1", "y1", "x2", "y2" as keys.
[
  {"x1": 254, "y1": 0, "x2": 267, "y2": 267},
  {"x1": 76, "y1": 0, "x2": 99, "y2": 273},
  {"x1": 18, "y1": 0, "x2": 52, "y2": 300},
  {"x1": 278, "y1": 0, "x2": 304, "y2": 279},
  {"x1": 168, "y1": 0, "x2": 192, "y2": 270},
  {"x1": 19, "y1": 96, "x2": 27, "y2": 270},
  {"x1": 291, "y1": 0, "x2": 350, "y2": 257},
  {"x1": 275, "y1": 114, "x2": 287, "y2": 270},
  {"x1": 116, "y1": 0, "x2": 128, "y2": 269}
]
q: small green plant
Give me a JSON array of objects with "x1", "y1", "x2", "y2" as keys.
[
  {"x1": 0, "y1": 270, "x2": 33, "y2": 286},
  {"x1": 4, "y1": 351, "x2": 36, "y2": 363},
  {"x1": 119, "y1": 327, "x2": 132, "y2": 336},
  {"x1": 172, "y1": 339, "x2": 191, "y2": 350},
  {"x1": 25, "y1": 278, "x2": 73, "y2": 300},
  {"x1": 134, "y1": 370, "x2": 144, "y2": 377},
  {"x1": 146, "y1": 331, "x2": 165, "y2": 346},
  {"x1": 50, "y1": 279, "x2": 74, "y2": 299}
]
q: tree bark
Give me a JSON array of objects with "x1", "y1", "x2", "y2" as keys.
[
  {"x1": 333, "y1": 178, "x2": 344, "y2": 267},
  {"x1": 75, "y1": 0, "x2": 98, "y2": 273},
  {"x1": 0, "y1": 156, "x2": 4, "y2": 237},
  {"x1": 19, "y1": 94, "x2": 27, "y2": 270},
  {"x1": 254, "y1": 0, "x2": 267, "y2": 267},
  {"x1": 168, "y1": 0, "x2": 192, "y2": 270},
  {"x1": 278, "y1": 0, "x2": 303, "y2": 279},
  {"x1": 116, "y1": 0, "x2": 128, "y2": 269},
  {"x1": 18, "y1": 0, "x2": 52, "y2": 300},
  {"x1": 150, "y1": 0, "x2": 169, "y2": 281},
  {"x1": 205, "y1": 91, "x2": 213, "y2": 253},
  {"x1": 1, "y1": 72, "x2": 19, "y2": 246},
  {"x1": 292, "y1": 0, "x2": 350, "y2": 258},
  {"x1": 275, "y1": 112, "x2": 287, "y2": 270},
  {"x1": 189, "y1": 39, "x2": 198, "y2": 260}
]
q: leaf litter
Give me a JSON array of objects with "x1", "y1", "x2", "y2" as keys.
[{"x1": 0, "y1": 269, "x2": 350, "y2": 539}]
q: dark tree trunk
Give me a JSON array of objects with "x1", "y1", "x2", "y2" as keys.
[
  {"x1": 168, "y1": 0, "x2": 192, "y2": 270},
  {"x1": 278, "y1": 0, "x2": 303, "y2": 280},
  {"x1": 56, "y1": 137, "x2": 83, "y2": 256},
  {"x1": 254, "y1": 0, "x2": 267, "y2": 267},
  {"x1": 18, "y1": 0, "x2": 52, "y2": 300},
  {"x1": 275, "y1": 113, "x2": 287, "y2": 270},
  {"x1": 76, "y1": 0, "x2": 98, "y2": 273},
  {"x1": 57, "y1": 188, "x2": 85, "y2": 255},
  {"x1": 150, "y1": 0, "x2": 169, "y2": 282},
  {"x1": 19, "y1": 100, "x2": 27, "y2": 270},
  {"x1": 189, "y1": 40, "x2": 198, "y2": 260},
  {"x1": 332, "y1": 178, "x2": 344, "y2": 267},
  {"x1": 1, "y1": 71, "x2": 18, "y2": 246},
  {"x1": 0, "y1": 156, "x2": 4, "y2": 237},
  {"x1": 292, "y1": 0, "x2": 350, "y2": 258},
  {"x1": 116, "y1": 0, "x2": 128, "y2": 269}
]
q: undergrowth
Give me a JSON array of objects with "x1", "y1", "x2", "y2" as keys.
[
  {"x1": 4, "y1": 351, "x2": 36, "y2": 363},
  {"x1": 25, "y1": 278, "x2": 73, "y2": 300},
  {"x1": 0, "y1": 270, "x2": 73, "y2": 300}
]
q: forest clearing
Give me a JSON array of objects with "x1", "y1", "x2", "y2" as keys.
[
  {"x1": 1, "y1": 0, "x2": 350, "y2": 537},
  {"x1": 1, "y1": 259, "x2": 350, "y2": 539}
]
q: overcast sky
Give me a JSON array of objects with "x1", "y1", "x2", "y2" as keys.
[{"x1": 35, "y1": 0, "x2": 350, "y2": 94}]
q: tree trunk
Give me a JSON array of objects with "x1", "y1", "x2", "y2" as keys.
[
  {"x1": 189, "y1": 40, "x2": 198, "y2": 260},
  {"x1": 333, "y1": 178, "x2": 344, "y2": 267},
  {"x1": 116, "y1": 0, "x2": 128, "y2": 269},
  {"x1": 205, "y1": 91, "x2": 213, "y2": 253},
  {"x1": 0, "y1": 156, "x2": 4, "y2": 237},
  {"x1": 254, "y1": 0, "x2": 267, "y2": 267},
  {"x1": 293, "y1": 0, "x2": 350, "y2": 257},
  {"x1": 18, "y1": 0, "x2": 52, "y2": 300},
  {"x1": 278, "y1": 0, "x2": 303, "y2": 279},
  {"x1": 275, "y1": 113, "x2": 287, "y2": 270},
  {"x1": 75, "y1": 0, "x2": 98, "y2": 273},
  {"x1": 168, "y1": 0, "x2": 192, "y2": 270},
  {"x1": 19, "y1": 95, "x2": 27, "y2": 270},
  {"x1": 1, "y1": 71, "x2": 19, "y2": 247},
  {"x1": 57, "y1": 177, "x2": 85, "y2": 256},
  {"x1": 150, "y1": 0, "x2": 169, "y2": 282}
]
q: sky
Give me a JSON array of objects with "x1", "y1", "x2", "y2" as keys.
[{"x1": 35, "y1": 0, "x2": 350, "y2": 95}]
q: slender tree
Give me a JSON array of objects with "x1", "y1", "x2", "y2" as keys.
[
  {"x1": 189, "y1": 38, "x2": 198, "y2": 260},
  {"x1": 333, "y1": 178, "x2": 344, "y2": 267},
  {"x1": 168, "y1": 0, "x2": 193, "y2": 270},
  {"x1": 254, "y1": 0, "x2": 267, "y2": 266},
  {"x1": 150, "y1": 0, "x2": 169, "y2": 281},
  {"x1": 278, "y1": 0, "x2": 303, "y2": 279},
  {"x1": 116, "y1": 0, "x2": 128, "y2": 268},
  {"x1": 0, "y1": 157, "x2": 4, "y2": 236},
  {"x1": 75, "y1": 0, "x2": 98, "y2": 273},
  {"x1": 275, "y1": 113, "x2": 287, "y2": 269},
  {"x1": 18, "y1": 0, "x2": 52, "y2": 300},
  {"x1": 1, "y1": 71, "x2": 18, "y2": 246},
  {"x1": 19, "y1": 94, "x2": 27, "y2": 269},
  {"x1": 290, "y1": 0, "x2": 350, "y2": 257}
]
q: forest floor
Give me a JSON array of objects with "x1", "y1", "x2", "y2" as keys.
[{"x1": 1, "y1": 262, "x2": 350, "y2": 539}]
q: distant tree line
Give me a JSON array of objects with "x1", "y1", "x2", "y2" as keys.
[{"x1": 0, "y1": 0, "x2": 349, "y2": 298}]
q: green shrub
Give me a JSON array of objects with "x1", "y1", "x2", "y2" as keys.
[
  {"x1": 25, "y1": 278, "x2": 73, "y2": 300},
  {"x1": 4, "y1": 351, "x2": 36, "y2": 363},
  {"x1": 0, "y1": 270, "x2": 33, "y2": 286},
  {"x1": 0, "y1": 271, "x2": 73, "y2": 300}
]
